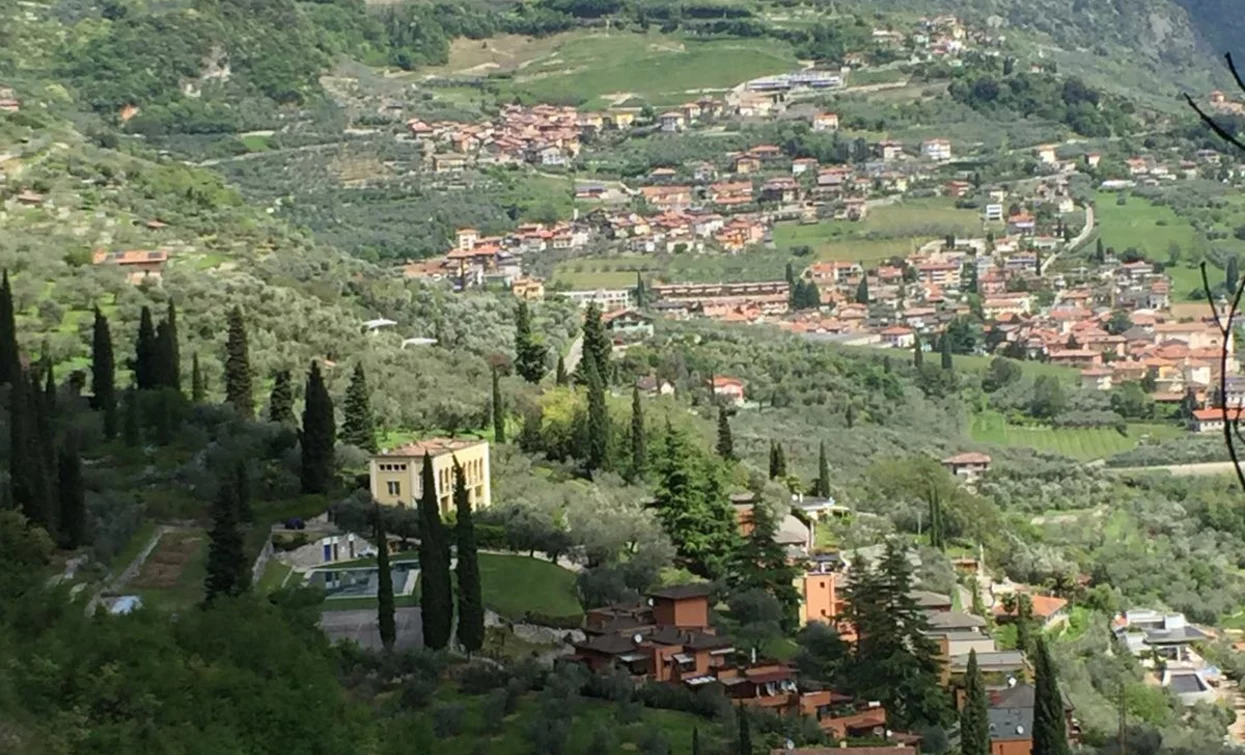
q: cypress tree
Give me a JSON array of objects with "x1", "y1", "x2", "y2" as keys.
[
  {"x1": 300, "y1": 361, "x2": 336, "y2": 494},
  {"x1": 737, "y1": 709, "x2": 752, "y2": 755},
  {"x1": 223, "y1": 306, "x2": 253, "y2": 418},
  {"x1": 1032, "y1": 637, "x2": 1070, "y2": 755},
  {"x1": 961, "y1": 649, "x2": 990, "y2": 755},
  {"x1": 155, "y1": 300, "x2": 180, "y2": 392},
  {"x1": 715, "y1": 406, "x2": 734, "y2": 460},
  {"x1": 580, "y1": 301, "x2": 611, "y2": 384},
  {"x1": 554, "y1": 354, "x2": 568, "y2": 386},
  {"x1": 134, "y1": 305, "x2": 158, "y2": 391},
  {"x1": 940, "y1": 333, "x2": 953, "y2": 370},
  {"x1": 341, "y1": 362, "x2": 377, "y2": 452},
  {"x1": 584, "y1": 354, "x2": 610, "y2": 473},
  {"x1": 913, "y1": 333, "x2": 923, "y2": 367},
  {"x1": 122, "y1": 385, "x2": 140, "y2": 447},
  {"x1": 846, "y1": 404, "x2": 856, "y2": 429},
  {"x1": 855, "y1": 275, "x2": 869, "y2": 305},
  {"x1": 768, "y1": 441, "x2": 787, "y2": 479},
  {"x1": 91, "y1": 308, "x2": 118, "y2": 438},
  {"x1": 191, "y1": 352, "x2": 206, "y2": 403},
  {"x1": 1229, "y1": 255, "x2": 1241, "y2": 293},
  {"x1": 0, "y1": 271, "x2": 19, "y2": 386},
  {"x1": 812, "y1": 440, "x2": 831, "y2": 498},
  {"x1": 31, "y1": 368, "x2": 56, "y2": 499},
  {"x1": 376, "y1": 506, "x2": 396, "y2": 652},
  {"x1": 204, "y1": 478, "x2": 248, "y2": 603},
  {"x1": 418, "y1": 454, "x2": 453, "y2": 650},
  {"x1": 634, "y1": 271, "x2": 648, "y2": 308},
  {"x1": 514, "y1": 301, "x2": 546, "y2": 384},
  {"x1": 42, "y1": 360, "x2": 56, "y2": 415},
  {"x1": 629, "y1": 384, "x2": 646, "y2": 480},
  {"x1": 491, "y1": 367, "x2": 505, "y2": 444},
  {"x1": 268, "y1": 369, "x2": 295, "y2": 425},
  {"x1": 234, "y1": 458, "x2": 253, "y2": 524},
  {"x1": 692, "y1": 728, "x2": 701, "y2": 755},
  {"x1": 10, "y1": 373, "x2": 49, "y2": 531},
  {"x1": 454, "y1": 459, "x2": 484, "y2": 654},
  {"x1": 57, "y1": 434, "x2": 87, "y2": 550}
]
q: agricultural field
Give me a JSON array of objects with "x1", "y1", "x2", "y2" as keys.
[
  {"x1": 129, "y1": 529, "x2": 209, "y2": 610},
  {"x1": 551, "y1": 247, "x2": 794, "y2": 289},
  {"x1": 773, "y1": 198, "x2": 990, "y2": 262},
  {"x1": 465, "y1": 31, "x2": 799, "y2": 107},
  {"x1": 970, "y1": 411, "x2": 1185, "y2": 461},
  {"x1": 1093, "y1": 190, "x2": 1200, "y2": 261}
]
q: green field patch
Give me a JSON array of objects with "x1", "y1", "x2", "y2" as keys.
[
  {"x1": 773, "y1": 198, "x2": 987, "y2": 263},
  {"x1": 478, "y1": 552, "x2": 582, "y2": 622},
  {"x1": 130, "y1": 529, "x2": 208, "y2": 610},
  {"x1": 970, "y1": 411, "x2": 1184, "y2": 461},
  {"x1": 1093, "y1": 190, "x2": 1199, "y2": 261}
]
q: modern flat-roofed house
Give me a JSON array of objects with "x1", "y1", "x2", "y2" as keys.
[
  {"x1": 1113, "y1": 610, "x2": 1210, "y2": 664},
  {"x1": 369, "y1": 438, "x2": 490, "y2": 515}
]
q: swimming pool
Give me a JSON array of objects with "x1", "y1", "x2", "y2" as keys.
[{"x1": 305, "y1": 560, "x2": 419, "y2": 599}]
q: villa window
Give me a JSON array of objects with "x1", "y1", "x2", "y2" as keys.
[{"x1": 387, "y1": 481, "x2": 401, "y2": 496}]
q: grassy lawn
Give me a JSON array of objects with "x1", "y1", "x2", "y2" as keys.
[
  {"x1": 1166, "y1": 263, "x2": 1207, "y2": 302},
  {"x1": 773, "y1": 198, "x2": 989, "y2": 263},
  {"x1": 970, "y1": 411, "x2": 1185, "y2": 461},
  {"x1": 487, "y1": 31, "x2": 798, "y2": 107},
  {"x1": 257, "y1": 560, "x2": 294, "y2": 593},
  {"x1": 130, "y1": 529, "x2": 208, "y2": 610},
  {"x1": 830, "y1": 344, "x2": 1081, "y2": 382},
  {"x1": 1094, "y1": 190, "x2": 1199, "y2": 260},
  {"x1": 552, "y1": 248, "x2": 797, "y2": 289},
  {"x1": 479, "y1": 553, "x2": 583, "y2": 621},
  {"x1": 108, "y1": 519, "x2": 157, "y2": 573}
]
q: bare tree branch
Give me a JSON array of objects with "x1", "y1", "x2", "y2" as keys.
[
  {"x1": 1200, "y1": 260, "x2": 1245, "y2": 494},
  {"x1": 1185, "y1": 95, "x2": 1245, "y2": 156}
]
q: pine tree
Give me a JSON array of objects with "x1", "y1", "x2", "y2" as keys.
[
  {"x1": 731, "y1": 500, "x2": 801, "y2": 629},
  {"x1": 653, "y1": 421, "x2": 739, "y2": 578},
  {"x1": 418, "y1": 454, "x2": 453, "y2": 650},
  {"x1": 224, "y1": 306, "x2": 253, "y2": 418},
  {"x1": 960, "y1": 649, "x2": 990, "y2": 755},
  {"x1": 491, "y1": 367, "x2": 506, "y2": 444},
  {"x1": 580, "y1": 301, "x2": 612, "y2": 384},
  {"x1": 0, "y1": 271, "x2": 19, "y2": 386},
  {"x1": 57, "y1": 434, "x2": 87, "y2": 550},
  {"x1": 122, "y1": 385, "x2": 140, "y2": 447},
  {"x1": 812, "y1": 440, "x2": 831, "y2": 498},
  {"x1": 913, "y1": 333, "x2": 923, "y2": 367},
  {"x1": 584, "y1": 354, "x2": 610, "y2": 473},
  {"x1": 134, "y1": 305, "x2": 158, "y2": 390},
  {"x1": 204, "y1": 478, "x2": 248, "y2": 602},
  {"x1": 1032, "y1": 637, "x2": 1070, "y2": 755},
  {"x1": 630, "y1": 385, "x2": 646, "y2": 480},
  {"x1": 376, "y1": 507, "x2": 396, "y2": 652},
  {"x1": 300, "y1": 361, "x2": 336, "y2": 494},
  {"x1": 855, "y1": 275, "x2": 869, "y2": 305},
  {"x1": 341, "y1": 362, "x2": 377, "y2": 452},
  {"x1": 940, "y1": 333, "x2": 953, "y2": 370},
  {"x1": 715, "y1": 406, "x2": 734, "y2": 460},
  {"x1": 554, "y1": 355, "x2": 568, "y2": 386},
  {"x1": 514, "y1": 301, "x2": 547, "y2": 384},
  {"x1": 191, "y1": 352, "x2": 206, "y2": 403},
  {"x1": 454, "y1": 459, "x2": 484, "y2": 654},
  {"x1": 268, "y1": 369, "x2": 295, "y2": 424},
  {"x1": 234, "y1": 458, "x2": 253, "y2": 524},
  {"x1": 737, "y1": 709, "x2": 752, "y2": 755},
  {"x1": 91, "y1": 308, "x2": 118, "y2": 438}
]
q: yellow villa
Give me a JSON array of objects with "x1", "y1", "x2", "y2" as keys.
[{"x1": 369, "y1": 438, "x2": 491, "y2": 515}]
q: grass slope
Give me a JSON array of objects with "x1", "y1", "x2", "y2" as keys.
[{"x1": 970, "y1": 411, "x2": 1184, "y2": 461}]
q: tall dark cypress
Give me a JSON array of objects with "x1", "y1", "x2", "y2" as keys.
[
  {"x1": 454, "y1": 459, "x2": 484, "y2": 654},
  {"x1": 31, "y1": 368, "x2": 55, "y2": 499},
  {"x1": 340, "y1": 362, "x2": 377, "y2": 452},
  {"x1": 134, "y1": 305, "x2": 158, "y2": 391},
  {"x1": 204, "y1": 479, "x2": 248, "y2": 603},
  {"x1": 715, "y1": 406, "x2": 734, "y2": 460},
  {"x1": 514, "y1": 300, "x2": 546, "y2": 384},
  {"x1": 629, "y1": 384, "x2": 646, "y2": 480},
  {"x1": 913, "y1": 333, "x2": 923, "y2": 367},
  {"x1": 580, "y1": 301, "x2": 611, "y2": 384},
  {"x1": 812, "y1": 440, "x2": 831, "y2": 498},
  {"x1": 554, "y1": 354, "x2": 568, "y2": 386},
  {"x1": 768, "y1": 441, "x2": 787, "y2": 479},
  {"x1": 584, "y1": 353, "x2": 610, "y2": 473},
  {"x1": 375, "y1": 507, "x2": 396, "y2": 652},
  {"x1": 418, "y1": 454, "x2": 453, "y2": 650},
  {"x1": 0, "y1": 271, "x2": 19, "y2": 386},
  {"x1": 234, "y1": 458, "x2": 253, "y2": 524},
  {"x1": 223, "y1": 306, "x2": 253, "y2": 418},
  {"x1": 940, "y1": 332, "x2": 953, "y2": 371},
  {"x1": 300, "y1": 361, "x2": 336, "y2": 494},
  {"x1": 961, "y1": 649, "x2": 990, "y2": 755},
  {"x1": 1032, "y1": 638, "x2": 1070, "y2": 755},
  {"x1": 57, "y1": 434, "x2": 87, "y2": 550},
  {"x1": 737, "y1": 709, "x2": 752, "y2": 755},
  {"x1": 91, "y1": 308, "x2": 118, "y2": 438},
  {"x1": 268, "y1": 369, "x2": 294, "y2": 425},
  {"x1": 191, "y1": 352, "x2": 206, "y2": 403},
  {"x1": 491, "y1": 367, "x2": 506, "y2": 443},
  {"x1": 692, "y1": 728, "x2": 701, "y2": 755},
  {"x1": 10, "y1": 373, "x2": 49, "y2": 531},
  {"x1": 155, "y1": 299, "x2": 180, "y2": 392},
  {"x1": 122, "y1": 385, "x2": 140, "y2": 447}
]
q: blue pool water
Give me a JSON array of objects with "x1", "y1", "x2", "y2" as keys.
[{"x1": 305, "y1": 560, "x2": 419, "y2": 598}]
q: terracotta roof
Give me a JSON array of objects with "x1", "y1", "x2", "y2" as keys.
[
  {"x1": 378, "y1": 437, "x2": 486, "y2": 458},
  {"x1": 992, "y1": 594, "x2": 1067, "y2": 619},
  {"x1": 943, "y1": 452, "x2": 992, "y2": 465},
  {"x1": 1193, "y1": 408, "x2": 1245, "y2": 422}
]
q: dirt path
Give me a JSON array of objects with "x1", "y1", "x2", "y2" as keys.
[
  {"x1": 1107, "y1": 461, "x2": 1237, "y2": 477},
  {"x1": 85, "y1": 524, "x2": 192, "y2": 614}
]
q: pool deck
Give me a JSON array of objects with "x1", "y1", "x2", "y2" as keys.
[{"x1": 318, "y1": 607, "x2": 423, "y2": 650}]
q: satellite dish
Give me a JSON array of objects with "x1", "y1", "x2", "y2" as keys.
[
  {"x1": 1016, "y1": 726, "x2": 1025, "y2": 735},
  {"x1": 1007, "y1": 676, "x2": 1018, "y2": 687},
  {"x1": 632, "y1": 633, "x2": 644, "y2": 645}
]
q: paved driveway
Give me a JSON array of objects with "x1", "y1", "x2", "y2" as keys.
[{"x1": 319, "y1": 607, "x2": 423, "y2": 650}]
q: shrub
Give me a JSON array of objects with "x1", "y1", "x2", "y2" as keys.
[
  {"x1": 480, "y1": 689, "x2": 509, "y2": 733},
  {"x1": 399, "y1": 676, "x2": 437, "y2": 710},
  {"x1": 456, "y1": 661, "x2": 511, "y2": 695},
  {"x1": 431, "y1": 702, "x2": 466, "y2": 738}
]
